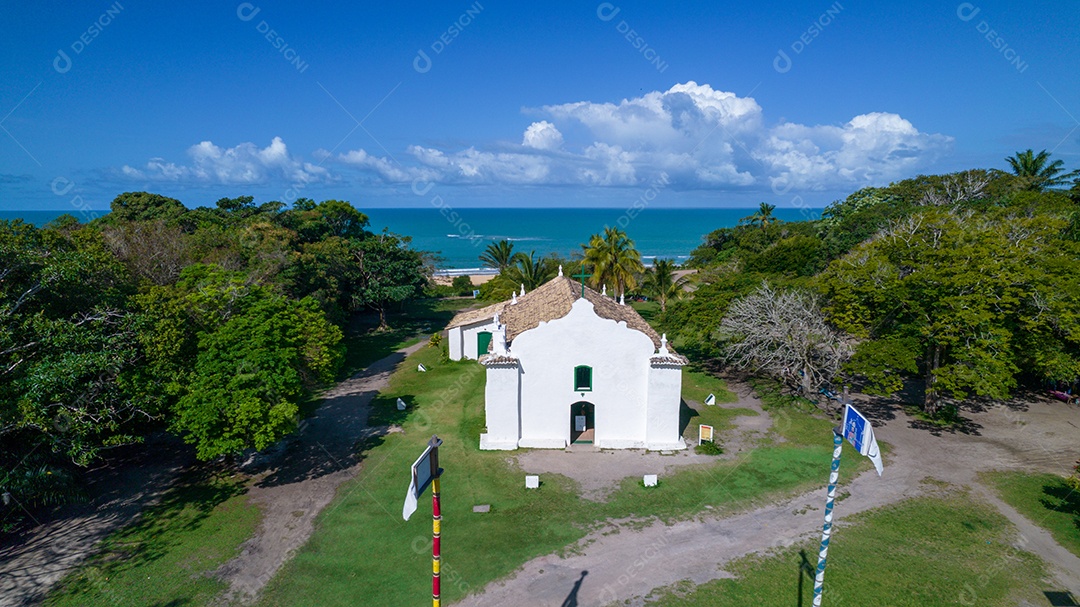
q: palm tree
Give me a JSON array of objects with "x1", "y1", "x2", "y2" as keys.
[
  {"x1": 744, "y1": 202, "x2": 777, "y2": 229},
  {"x1": 1005, "y1": 149, "x2": 1080, "y2": 191},
  {"x1": 581, "y1": 227, "x2": 644, "y2": 298},
  {"x1": 480, "y1": 239, "x2": 515, "y2": 271},
  {"x1": 641, "y1": 259, "x2": 691, "y2": 312},
  {"x1": 500, "y1": 251, "x2": 557, "y2": 292}
]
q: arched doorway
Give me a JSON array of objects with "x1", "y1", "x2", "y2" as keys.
[{"x1": 570, "y1": 401, "x2": 595, "y2": 444}]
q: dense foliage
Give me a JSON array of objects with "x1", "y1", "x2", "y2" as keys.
[
  {"x1": 1, "y1": 194, "x2": 427, "y2": 524},
  {"x1": 661, "y1": 151, "x2": 1080, "y2": 412}
]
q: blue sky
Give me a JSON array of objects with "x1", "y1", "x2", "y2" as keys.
[{"x1": 2, "y1": 0, "x2": 1078, "y2": 211}]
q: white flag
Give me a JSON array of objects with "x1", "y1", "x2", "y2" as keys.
[
  {"x1": 842, "y1": 404, "x2": 883, "y2": 476},
  {"x1": 402, "y1": 468, "x2": 418, "y2": 520}
]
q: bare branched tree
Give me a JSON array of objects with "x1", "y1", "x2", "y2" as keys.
[
  {"x1": 719, "y1": 282, "x2": 852, "y2": 401},
  {"x1": 919, "y1": 170, "x2": 990, "y2": 207}
]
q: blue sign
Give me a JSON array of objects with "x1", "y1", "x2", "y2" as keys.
[{"x1": 843, "y1": 404, "x2": 867, "y2": 453}]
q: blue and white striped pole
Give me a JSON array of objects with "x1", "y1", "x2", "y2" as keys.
[{"x1": 812, "y1": 429, "x2": 843, "y2": 607}]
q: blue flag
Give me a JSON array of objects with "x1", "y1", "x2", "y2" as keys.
[{"x1": 842, "y1": 404, "x2": 883, "y2": 476}]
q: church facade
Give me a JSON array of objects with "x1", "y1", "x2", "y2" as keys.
[{"x1": 446, "y1": 273, "x2": 687, "y2": 451}]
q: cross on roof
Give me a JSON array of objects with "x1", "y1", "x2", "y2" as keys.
[{"x1": 571, "y1": 267, "x2": 592, "y2": 299}]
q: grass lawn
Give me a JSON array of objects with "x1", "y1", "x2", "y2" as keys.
[
  {"x1": 256, "y1": 346, "x2": 857, "y2": 607},
  {"x1": 44, "y1": 469, "x2": 259, "y2": 607},
  {"x1": 644, "y1": 492, "x2": 1049, "y2": 607},
  {"x1": 337, "y1": 297, "x2": 475, "y2": 378},
  {"x1": 681, "y1": 368, "x2": 754, "y2": 442},
  {"x1": 631, "y1": 300, "x2": 661, "y2": 324},
  {"x1": 981, "y1": 470, "x2": 1080, "y2": 559}
]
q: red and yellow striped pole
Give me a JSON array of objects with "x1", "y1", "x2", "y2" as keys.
[{"x1": 432, "y1": 476, "x2": 441, "y2": 607}]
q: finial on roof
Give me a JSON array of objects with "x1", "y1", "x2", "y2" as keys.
[
  {"x1": 493, "y1": 313, "x2": 500, "y2": 325},
  {"x1": 511, "y1": 292, "x2": 517, "y2": 305},
  {"x1": 659, "y1": 333, "x2": 669, "y2": 355},
  {"x1": 619, "y1": 293, "x2": 625, "y2": 305},
  {"x1": 558, "y1": 265, "x2": 563, "y2": 276},
  {"x1": 520, "y1": 284, "x2": 526, "y2": 297},
  {"x1": 602, "y1": 284, "x2": 607, "y2": 296}
]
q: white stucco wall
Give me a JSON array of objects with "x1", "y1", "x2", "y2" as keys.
[
  {"x1": 450, "y1": 318, "x2": 499, "y2": 361},
  {"x1": 511, "y1": 299, "x2": 655, "y2": 449},
  {"x1": 480, "y1": 361, "x2": 521, "y2": 450},
  {"x1": 646, "y1": 364, "x2": 686, "y2": 450},
  {"x1": 447, "y1": 327, "x2": 463, "y2": 361}
]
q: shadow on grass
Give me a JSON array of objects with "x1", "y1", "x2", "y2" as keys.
[
  {"x1": 904, "y1": 404, "x2": 983, "y2": 437},
  {"x1": 48, "y1": 466, "x2": 244, "y2": 598},
  {"x1": 680, "y1": 399, "x2": 698, "y2": 437},
  {"x1": 1039, "y1": 481, "x2": 1080, "y2": 531},
  {"x1": 338, "y1": 298, "x2": 466, "y2": 379}
]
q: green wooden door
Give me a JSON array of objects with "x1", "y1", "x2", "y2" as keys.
[{"x1": 477, "y1": 331, "x2": 492, "y2": 356}]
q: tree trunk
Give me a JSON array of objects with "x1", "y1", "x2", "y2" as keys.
[
  {"x1": 377, "y1": 304, "x2": 388, "y2": 331},
  {"x1": 923, "y1": 345, "x2": 941, "y2": 415}
]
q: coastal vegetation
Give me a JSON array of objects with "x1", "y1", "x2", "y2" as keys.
[
  {"x1": 1, "y1": 194, "x2": 428, "y2": 526},
  {"x1": 656, "y1": 150, "x2": 1080, "y2": 415}
]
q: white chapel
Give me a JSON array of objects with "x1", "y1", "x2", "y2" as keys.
[{"x1": 446, "y1": 270, "x2": 688, "y2": 451}]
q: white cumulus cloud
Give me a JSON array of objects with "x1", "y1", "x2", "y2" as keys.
[
  {"x1": 522, "y1": 121, "x2": 564, "y2": 150},
  {"x1": 334, "y1": 82, "x2": 952, "y2": 191},
  {"x1": 117, "y1": 137, "x2": 333, "y2": 186}
]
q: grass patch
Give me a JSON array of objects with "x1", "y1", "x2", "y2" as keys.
[
  {"x1": 338, "y1": 298, "x2": 474, "y2": 378},
  {"x1": 681, "y1": 368, "x2": 751, "y2": 441},
  {"x1": 256, "y1": 346, "x2": 860, "y2": 607},
  {"x1": 44, "y1": 469, "x2": 258, "y2": 607},
  {"x1": 631, "y1": 300, "x2": 661, "y2": 324},
  {"x1": 981, "y1": 470, "x2": 1080, "y2": 559},
  {"x1": 645, "y1": 492, "x2": 1048, "y2": 606},
  {"x1": 695, "y1": 441, "x2": 724, "y2": 455},
  {"x1": 682, "y1": 369, "x2": 738, "y2": 405}
]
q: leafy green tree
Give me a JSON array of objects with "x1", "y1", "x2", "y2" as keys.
[
  {"x1": 640, "y1": 259, "x2": 690, "y2": 312},
  {"x1": 173, "y1": 295, "x2": 341, "y2": 460},
  {"x1": 1005, "y1": 149, "x2": 1080, "y2": 191},
  {"x1": 136, "y1": 264, "x2": 342, "y2": 460},
  {"x1": 107, "y1": 192, "x2": 187, "y2": 224},
  {"x1": 352, "y1": 232, "x2": 428, "y2": 329},
  {"x1": 820, "y1": 207, "x2": 1077, "y2": 413},
  {"x1": 744, "y1": 234, "x2": 827, "y2": 277},
  {"x1": 582, "y1": 227, "x2": 644, "y2": 298},
  {"x1": 1, "y1": 220, "x2": 151, "y2": 466},
  {"x1": 480, "y1": 239, "x2": 516, "y2": 271}
]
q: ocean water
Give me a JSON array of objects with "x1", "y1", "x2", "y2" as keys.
[{"x1": 1, "y1": 207, "x2": 823, "y2": 269}]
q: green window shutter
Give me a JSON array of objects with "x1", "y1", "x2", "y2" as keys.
[{"x1": 574, "y1": 365, "x2": 592, "y2": 391}]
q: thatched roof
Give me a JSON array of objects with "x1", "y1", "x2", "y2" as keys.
[{"x1": 448, "y1": 275, "x2": 669, "y2": 350}]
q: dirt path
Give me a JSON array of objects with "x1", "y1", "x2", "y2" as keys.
[
  {"x1": 216, "y1": 340, "x2": 428, "y2": 604},
  {"x1": 0, "y1": 437, "x2": 191, "y2": 607},
  {"x1": 456, "y1": 394, "x2": 1080, "y2": 607}
]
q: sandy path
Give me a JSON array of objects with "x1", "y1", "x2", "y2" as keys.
[
  {"x1": 216, "y1": 340, "x2": 428, "y2": 604},
  {"x1": 456, "y1": 396, "x2": 1080, "y2": 606},
  {"x1": 0, "y1": 438, "x2": 190, "y2": 607}
]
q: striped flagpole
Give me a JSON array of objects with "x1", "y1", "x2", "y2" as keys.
[
  {"x1": 812, "y1": 430, "x2": 843, "y2": 607},
  {"x1": 432, "y1": 475, "x2": 442, "y2": 607}
]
